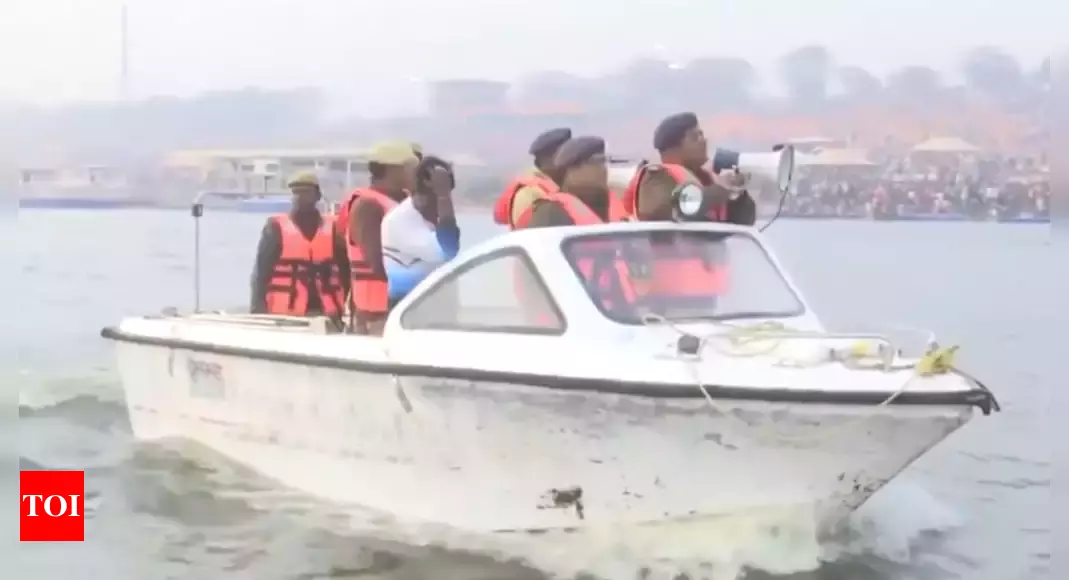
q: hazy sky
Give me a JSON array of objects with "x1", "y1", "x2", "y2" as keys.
[{"x1": 0, "y1": 0, "x2": 1055, "y2": 114}]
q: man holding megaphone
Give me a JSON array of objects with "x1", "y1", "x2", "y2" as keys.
[
  {"x1": 621, "y1": 111, "x2": 756, "y2": 225},
  {"x1": 608, "y1": 112, "x2": 766, "y2": 318}
]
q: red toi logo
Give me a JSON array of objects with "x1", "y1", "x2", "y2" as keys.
[{"x1": 20, "y1": 470, "x2": 85, "y2": 542}]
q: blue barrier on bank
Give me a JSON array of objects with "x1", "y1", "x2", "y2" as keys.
[
  {"x1": 772, "y1": 213, "x2": 1047, "y2": 224},
  {"x1": 14, "y1": 198, "x2": 1050, "y2": 224},
  {"x1": 235, "y1": 198, "x2": 291, "y2": 213},
  {"x1": 17, "y1": 197, "x2": 149, "y2": 209}
]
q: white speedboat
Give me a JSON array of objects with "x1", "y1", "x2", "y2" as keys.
[{"x1": 101, "y1": 220, "x2": 998, "y2": 537}]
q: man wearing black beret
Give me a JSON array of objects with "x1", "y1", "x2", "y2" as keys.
[
  {"x1": 521, "y1": 136, "x2": 614, "y2": 227},
  {"x1": 627, "y1": 112, "x2": 756, "y2": 225},
  {"x1": 492, "y1": 127, "x2": 571, "y2": 228}
]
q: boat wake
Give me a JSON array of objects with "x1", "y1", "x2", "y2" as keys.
[{"x1": 319, "y1": 476, "x2": 963, "y2": 580}]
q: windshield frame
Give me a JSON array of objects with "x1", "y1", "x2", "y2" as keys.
[{"x1": 559, "y1": 230, "x2": 807, "y2": 326}]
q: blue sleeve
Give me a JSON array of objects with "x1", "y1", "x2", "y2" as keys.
[
  {"x1": 435, "y1": 219, "x2": 461, "y2": 260},
  {"x1": 386, "y1": 220, "x2": 460, "y2": 301},
  {"x1": 386, "y1": 263, "x2": 428, "y2": 300}
]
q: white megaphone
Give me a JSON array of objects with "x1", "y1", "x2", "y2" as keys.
[
  {"x1": 605, "y1": 145, "x2": 796, "y2": 195},
  {"x1": 710, "y1": 144, "x2": 796, "y2": 193}
]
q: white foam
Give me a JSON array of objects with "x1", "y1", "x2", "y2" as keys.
[
  {"x1": 323, "y1": 476, "x2": 964, "y2": 580},
  {"x1": 832, "y1": 476, "x2": 963, "y2": 563}
]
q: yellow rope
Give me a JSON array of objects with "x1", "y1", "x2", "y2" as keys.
[{"x1": 640, "y1": 314, "x2": 962, "y2": 444}]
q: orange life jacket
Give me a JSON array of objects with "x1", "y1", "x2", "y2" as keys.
[
  {"x1": 620, "y1": 165, "x2": 730, "y2": 304},
  {"x1": 513, "y1": 190, "x2": 631, "y2": 228},
  {"x1": 493, "y1": 173, "x2": 560, "y2": 228},
  {"x1": 643, "y1": 238, "x2": 729, "y2": 306},
  {"x1": 337, "y1": 188, "x2": 399, "y2": 315},
  {"x1": 622, "y1": 163, "x2": 727, "y2": 222},
  {"x1": 607, "y1": 190, "x2": 632, "y2": 222},
  {"x1": 522, "y1": 192, "x2": 639, "y2": 313},
  {"x1": 335, "y1": 187, "x2": 362, "y2": 243},
  {"x1": 265, "y1": 214, "x2": 346, "y2": 316}
]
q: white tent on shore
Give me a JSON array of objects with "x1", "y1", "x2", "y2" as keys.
[
  {"x1": 797, "y1": 147, "x2": 875, "y2": 167},
  {"x1": 911, "y1": 136, "x2": 981, "y2": 154}
]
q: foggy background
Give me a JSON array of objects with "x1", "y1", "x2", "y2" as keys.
[{"x1": 0, "y1": 0, "x2": 1051, "y2": 170}]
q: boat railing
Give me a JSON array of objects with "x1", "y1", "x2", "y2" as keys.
[
  {"x1": 190, "y1": 312, "x2": 343, "y2": 334},
  {"x1": 187, "y1": 313, "x2": 312, "y2": 326},
  {"x1": 699, "y1": 324, "x2": 939, "y2": 369},
  {"x1": 713, "y1": 327, "x2": 933, "y2": 347}
]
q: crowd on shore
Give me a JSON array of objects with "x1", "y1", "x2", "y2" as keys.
[
  {"x1": 778, "y1": 154, "x2": 1048, "y2": 220},
  {"x1": 13, "y1": 139, "x2": 1050, "y2": 223}
]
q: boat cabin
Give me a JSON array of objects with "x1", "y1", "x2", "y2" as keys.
[
  {"x1": 103, "y1": 218, "x2": 992, "y2": 410},
  {"x1": 109, "y1": 220, "x2": 822, "y2": 387},
  {"x1": 385, "y1": 221, "x2": 816, "y2": 337},
  {"x1": 362, "y1": 221, "x2": 831, "y2": 384}
]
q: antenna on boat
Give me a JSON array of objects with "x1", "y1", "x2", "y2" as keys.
[
  {"x1": 119, "y1": 3, "x2": 130, "y2": 100},
  {"x1": 191, "y1": 192, "x2": 206, "y2": 311}
]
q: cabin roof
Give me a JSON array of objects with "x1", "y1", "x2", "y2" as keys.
[{"x1": 498, "y1": 221, "x2": 757, "y2": 250}]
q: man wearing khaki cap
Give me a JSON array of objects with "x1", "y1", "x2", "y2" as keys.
[
  {"x1": 250, "y1": 171, "x2": 349, "y2": 319},
  {"x1": 336, "y1": 141, "x2": 419, "y2": 335}
]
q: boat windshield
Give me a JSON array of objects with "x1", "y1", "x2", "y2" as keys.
[{"x1": 560, "y1": 230, "x2": 805, "y2": 324}]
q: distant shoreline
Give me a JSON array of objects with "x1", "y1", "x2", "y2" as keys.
[{"x1": 13, "y1": 200, "x2": 1049, "y2": 224}]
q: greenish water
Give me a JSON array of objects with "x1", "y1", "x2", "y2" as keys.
[{"x1": 13, "y1": 210, "x2": 1053, "y2": 579}]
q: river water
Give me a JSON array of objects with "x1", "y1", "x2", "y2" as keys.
[{"x1": 11, "y1": 209, "x2": 1053, "y2": 579}]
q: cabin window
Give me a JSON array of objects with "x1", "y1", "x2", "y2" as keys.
[
  {"x1": 400, "y1": 249, "x2": 566, "y2": 334},
  {"x1": 560, "y1": 230, "x2": 805, "y2": 325}
]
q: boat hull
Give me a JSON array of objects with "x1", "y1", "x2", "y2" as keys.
[{"x1": 114, "y1": 340, "x2": 972, "y2": 535}]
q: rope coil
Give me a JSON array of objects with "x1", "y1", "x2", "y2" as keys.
[{"x1": 640, "y1": 313, "x2": 963, "y2": 445}]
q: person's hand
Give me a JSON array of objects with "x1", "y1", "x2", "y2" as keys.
[
  {"x1": 417, "y1": 156, "x2": 454, "y2": 197},
  {"x1": 428, "y1": 165, "x2": 454, "y2": 197},
  {"x1": 712, "y1": 168, "x2": 748, "y2": 192},
  {"x1": 427, "y1": 165, "x2": 455, "y2": 218},
  {"x1": 703, "y1": 168, "x2": 748, "y2": 203}
]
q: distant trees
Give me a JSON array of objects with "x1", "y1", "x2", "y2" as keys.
[
  {"x1": 516, "y1": 70, "x2": 599, "y2": 110},
  {"x1": 680, "y1": 57, "x2": 757, "y2": 109},
  {"x1": 525, "y1": 56, "x2": 761, "y2": 115},
  {"x1": 613, "y1": 58, "x2": 682, "y2": 113},
  {"x1": 886, "y1": 65, "x2": 943, "y2": 103},
  {"x1": 960, "y1": 46, "x2": 1026, "y2": 102},
  {"x1": 516, "y1": 44, "x2": 1043, "y2": 113},
  {"x1": 2, "y1": 44, "x2": 1046, "y2": 164},
  {"x1": 777, "y1": 45, "x2": 833, "y2": 106},
  {"x1": 1034, "y1": 56, "x2": 1050, "y2": 91},
  {"x1": 837, "y1": 66, "x2": 883, "y2": 102},
  {"x1": 2, "y1": 87, "x2": 325, "y2": 162}
]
